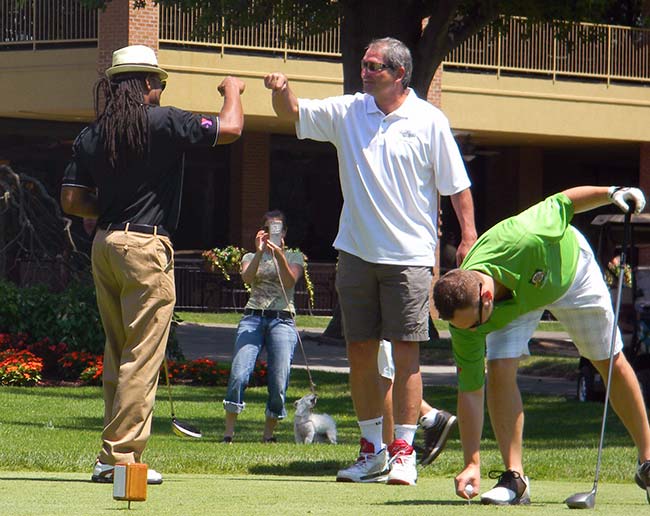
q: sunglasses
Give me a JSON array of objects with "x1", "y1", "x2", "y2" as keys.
[
  {"x1": 361, "y1": 61, "x2": 393, "y2": 72},
  {"x1": 468, "y1": 283, "x2": 483, "y2": 329},
  {"x1": 449, "y1": 282, "x2": 484, "y2": 330}
]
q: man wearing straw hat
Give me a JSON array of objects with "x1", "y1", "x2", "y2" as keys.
[{"x1": 61, "y1": 45, "x2": 245, "y2": 484}]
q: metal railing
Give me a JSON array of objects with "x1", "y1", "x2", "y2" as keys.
[
  {"x1": 161, "y1": 9, "x2": 650, "y2": 85},
  {"x1": 444, "y1": 17, "x2": 650, "y2": 84},
  {"x1": 174, "y1": 257, "x2": 337, "y2": 315},
  {"x1": 159, "y1": 5, "x2": 340, "y2": 59},
  {"x1": 1, "y1": 0, "x2": 97, "y2": 48}
]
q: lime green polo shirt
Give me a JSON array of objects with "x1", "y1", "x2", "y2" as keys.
[{"x1": 450, "y1": 193, "x2": 580, "y2": 391}]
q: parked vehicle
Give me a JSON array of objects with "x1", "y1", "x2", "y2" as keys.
[{"x1": 576, "y1": 213, "x2": 650, "y2": 405}]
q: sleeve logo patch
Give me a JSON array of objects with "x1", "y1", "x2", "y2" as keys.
[
  {"x1": 530, "y1": 269, "x2": 547, "y2": 287},
  {"x1": 201, "y1": 117, "x2": 213, "y2": 129}
]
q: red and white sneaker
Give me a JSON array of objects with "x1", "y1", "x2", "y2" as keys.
[
  {"x1": 387, "y1": 439, "x2": 417, "y2": 485},
  {"x1": 336, "y1": 438, "x2": 390, "y2": 483}
]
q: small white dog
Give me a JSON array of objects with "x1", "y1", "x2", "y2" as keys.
[{"x1": 293, "y1": 393, "x2": 337, "y2": 444}]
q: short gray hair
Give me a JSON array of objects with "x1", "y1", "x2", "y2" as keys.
[{"x1": 368, "y1": 37, "x2": 412, "y2": 89}]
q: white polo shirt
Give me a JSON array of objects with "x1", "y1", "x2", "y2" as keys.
[{"x1": 297, "y1": 89, "x2": 470, "y2": 266}]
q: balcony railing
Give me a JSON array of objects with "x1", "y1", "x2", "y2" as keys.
[
  {"x1": 159, "y1": 5, "x2": 340, "y2": 59},
  {"x1": 161, "y1": 8, "x2": 650, "y2": 85},
  {"x1": 444, "y1": 17, "x2": 650, "y2": 85},
  {"x1": 1, "y1": 0, "x2": 97, "y2": 48},
  {"x1": 1, "y1": 2, "x2": 649, "y2": 85}
]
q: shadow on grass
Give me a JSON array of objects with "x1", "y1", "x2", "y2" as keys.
[
  {"x1": 249, "y1": 460, "x2": 340, "y2": 476},
  {"x1": 0, "y1": 476, "x2": 89, "y2": 483},
  {"x1": 383, "y1": 499, "x2": 476, "y2": 506}
]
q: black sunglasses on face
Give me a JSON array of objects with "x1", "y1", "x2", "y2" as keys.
[
  {"x1": 449, "y1": 282, "x2": 483, "y2": 330},
  {"x1": 361, "y1": 61, "x2": 393, "y2": 72},
  {"x1": 468, "y1": 283, "x2": 483, "y2": 329}
]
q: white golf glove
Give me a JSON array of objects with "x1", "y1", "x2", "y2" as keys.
[{"x1": 608, "y1": 186, "x2": 646, "y2": 214}]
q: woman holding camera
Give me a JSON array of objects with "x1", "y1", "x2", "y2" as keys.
[{"x1": 222, "y1": 210, "x2": 304, "y2": 443}]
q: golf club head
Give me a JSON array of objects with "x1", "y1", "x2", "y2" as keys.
[
  {"x1": 171, "y1": 418, "x2": 202, "y2": 439},
  {"x1": 565, "y1": 489, "x2": 596, "y2": 509}
]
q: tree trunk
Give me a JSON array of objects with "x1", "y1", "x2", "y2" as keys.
[{"x1": 340, "y1": 0, "x2": 424, "y2": 94}]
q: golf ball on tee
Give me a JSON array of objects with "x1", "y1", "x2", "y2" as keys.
[{"x1": 464, "y1": 484, "x2": 474, "y2": 496}]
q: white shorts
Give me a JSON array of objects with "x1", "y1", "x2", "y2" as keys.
[
  {"x1": 486, "y1": 228, "x2": 623, "y2": 362},
  {"x1": 378, "y1": 339, "x2": 395, "y2": 380}
]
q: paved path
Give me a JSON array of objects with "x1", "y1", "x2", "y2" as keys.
[{"x1": 175, "y1": 322, "x2": 577, "y2": 398}]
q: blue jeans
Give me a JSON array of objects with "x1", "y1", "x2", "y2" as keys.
[{"x1": 223, "y1": 314, "x2": 297, "y2": 419}]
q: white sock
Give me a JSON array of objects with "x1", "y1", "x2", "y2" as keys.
[
  {"x1": 358, "y1": 417, "x2": 384, "y2": 452},
  {"x1": 394, "y1": 424, "x2": 418, "y2": 445},
  {"x1": 419, "y1": 408, "x2": 439, "y2": 428}
]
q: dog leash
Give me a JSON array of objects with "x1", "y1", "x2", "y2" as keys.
[{"x1": 271, "y1": 249, "x2": 318, "y2": 395}]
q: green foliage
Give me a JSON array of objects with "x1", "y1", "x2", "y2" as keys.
[
  {"x1": 202, "y1": 245, "x2": 248, "y2": 281},
  {"x1": 0, "y1": 280, "x2": 104, "y2": 354},
  {"x1": 0, "y1": 349, "x2": 43, "y2": 386},
  {"x1": 166, "y1": 357, "x2": 267, "y2": 386}
]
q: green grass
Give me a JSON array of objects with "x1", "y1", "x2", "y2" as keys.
[
  {"x1": 176, "y1": 312, "x2": 567, "y2": 333},
  {"x1": 0, "y1": 370, "x2": 638, "y2": 480},
  {"x1": 519, "y1": 355, "x2": 579, "y2": 379},
  {"x1": 0, "y1": 368, "x2": 647, "y2": 512},
  {"x1": 176, "y1": 311, "x2": 331, "y2": 328},
  {"x1": 0, "y1": 473, "x2": 647, "y2": 515}
]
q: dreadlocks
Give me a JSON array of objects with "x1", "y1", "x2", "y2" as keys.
[{"x1": 93, "y1": 75, "x2": 149, "y2": 170}]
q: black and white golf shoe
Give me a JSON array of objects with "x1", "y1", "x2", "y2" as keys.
[
  {"x1": 635, "y1": 460, "x2": 650, "y2": 503},
  {"x1": 418, "y1": 410, "x2": 457, "y2": 466},
  {"x1": 480, "y1": 469, "x2": 530, "y2": 505}
]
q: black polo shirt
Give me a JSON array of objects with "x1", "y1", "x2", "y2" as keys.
[{"x1": 62, "y1": 105, "x2": 219, "y2": 234}]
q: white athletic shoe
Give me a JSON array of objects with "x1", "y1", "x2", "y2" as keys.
[
  {"x1": 386, "y1": 439, "x2": 417, "y2": 486},
  {"x1": 336, "y1": 438, "x2": 390, "y2": 483},
  {"x1": 91, "y1": 460, "x2": 163, "y2": 485},
  {"x1": 480, "y1": 470, "x2": 530, "y2": 505}
]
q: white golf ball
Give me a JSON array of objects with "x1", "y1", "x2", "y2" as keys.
[{"x1": 464, "y1": 484, "x2": 475, "y2": 495}]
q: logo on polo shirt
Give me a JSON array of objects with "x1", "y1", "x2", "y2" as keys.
[{"x1": 530, "y1": 269, "x2": 547, "y2": 287}]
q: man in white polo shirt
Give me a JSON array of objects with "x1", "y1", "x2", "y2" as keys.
[{"x1": 264, "y1": 37, "x2": 476, "y2": 485}]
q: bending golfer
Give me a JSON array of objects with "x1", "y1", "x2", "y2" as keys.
[
  {"x1": 433, "y1": 186, "x2": 650, "y2": 505},
  {"x1": 61, "y1": 45, "x2": 245, "y2": 483}
]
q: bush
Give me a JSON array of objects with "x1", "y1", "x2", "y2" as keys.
[
  {"x1": 0, "y1": 280, "x2": 104, "y2": 354},
  {"x1": 0, "y1": 280, "x2": 183, "y2": 359},
  {"x1": 0, "y1": 349, "x2": 43, "y2": 386},
  {"x1": 165, "y1": 358, "x2": 268, "y2": 387},
  {"x1": 57, "y1": 351, "x2": 104, "y2": 383}
]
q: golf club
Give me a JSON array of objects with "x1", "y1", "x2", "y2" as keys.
[
  {"x1": 565, "y1": 203, "x2": 634, "y2": 509},
  {"x1": 162, "y1": 356, "x2": 202, "y2": 439}
]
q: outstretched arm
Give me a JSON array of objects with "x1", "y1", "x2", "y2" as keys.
[
  {"x1": 264, "y1": 72, "x2": 299, "y2": 122},
  {"x1": 450, "y1": 187, "x2": 478, "y2": 265},
  {"x1": 216, "y1": 76, "x2": 246, "y2": 145},
  {"x1": 455, "y1": 388, "x2": 484, "y2": 499},
  {"x1": 563, "y1": 185, "x2": 645, "y2": 214}
]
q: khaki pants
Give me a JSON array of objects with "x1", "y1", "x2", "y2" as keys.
[{"x1": 91, "y1": 228, "x2": 175, "y2": 464}]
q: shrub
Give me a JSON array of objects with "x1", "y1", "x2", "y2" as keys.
[
  {"x1": 57, "y1": 351, "x2": 101, "y2": 381},
  {"x1": 0, "y1": 333, "x2": 68, "y2": 377},
  {"x1": 0, "y1": 280, "x2": 104, "y2": 354},
  {"x1": 0, "y1": 280, "x2": 183, "y2": 359},
  {"x1": 79, "y1": 356, "x2": 103, "y2": 386},
  {"x1": 165, "y1": 358, "x2": 268, "y2": 387},
  {"x1": 0, "y1": 349, "x2": 43, "y2": 386}
]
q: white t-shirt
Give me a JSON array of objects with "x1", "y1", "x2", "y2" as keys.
[{"x1": 297, "y1": 89, "x2": 470, "y2": 266}]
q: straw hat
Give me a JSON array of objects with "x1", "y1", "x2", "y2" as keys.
[{"x1": 105, "y1": 45, "x2": 168, "y2": 80}]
